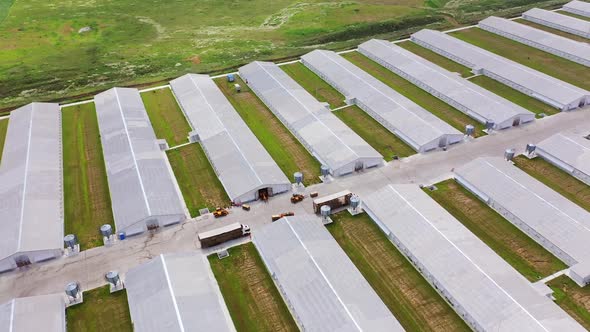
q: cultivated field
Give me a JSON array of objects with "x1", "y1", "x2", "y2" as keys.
[
  {"x1": 327, "y1": 212, "x2": 470, "y2": 331},
  {"x1": 66, "y1": 285, "x2": 133, "y2": 332},
  {"x1": 548, "y1": 276, "x2": 590, "y2": 329},
  {"x1": 208, "y1": 243, "x2": 298, "y2": 332},
  {"x1": 0, "y1": 118, "x2": 8, "y2": 162},
  {"x1": 343, "y1": 51, "x2": 485, "y2": 136},
  {"x1": 0, "y1": 0, "x2": 566, "y2": 110},
  {"x1": 468, "y1": 76, "x2": 560, "y2": 116},
  {"x1": 334, "y1": 106, "x2": 415, "y2": 160},
  {"x1": 426, "y1": 180, "x2": 567, "y2": 281},
  {"x1": 140, "y1": 88, "x2": 191, "y2": 147},
  {"x1": 166, "y1": 143, "x2": 229, "y2": 217},
  {"x1": 62, "y1": 103, "x2": 114, "y2": 249},
  {"x1": 514, "y1": 156, "x2": 590, "y2": 212},
  {"x1": 516, "y1": 18, "x2": 590, "y2": 43},
  {"x1": 281, "y1": 62, "x2": 346, "y2": 108},
  {"x1": 398, "y1": 41, "x2": 472, "y2": 77},
  {"x1": 215, "y1": 76, "x2": 321, "y2": 185},
  {"x1": 451, "y1": 28, "x2": 590, "y2": 90}
]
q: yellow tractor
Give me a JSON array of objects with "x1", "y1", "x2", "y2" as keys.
[
  {"x1": 213, "y1": 207, "x2": 229, "y2": 218},
  {"x1": 291, "y1": 194, "x2": 305, "y2": 204}
]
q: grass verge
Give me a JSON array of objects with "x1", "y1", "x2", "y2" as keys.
[
  {"x1": 0, "y1": 118, "x2": 8, "y2": 163},
  {"x1": 515, "y1": 19, "x2": 590, "y2": 43},
  {"x1": 426, "y1": 179, "x2": 567, "y2": 281},
  {"x1": 140, "y1": 88, "x2": 191, "y2": 147},
  {"x1": 327, "y1": 212, "x2": 470, "y2": 331},
  {"x1": 215, "y1": 76, "x2": 321, "y2": 185},
  {"x1": 334, "y1": 106, "x2": 415, "y2": 160},
  {"x1": 208, "y1": 243, "x2": 298, "y2": 332},
  {"x1": 281, "y1": 62, "x2": 346, "y2": 108},
  {"x1": 62, "y1": 103, "x2": 114, "y2": 249},
  {"x1": 548, "y1": 275, "x2": 590, "y2": 330},
  {"x1": 513, "y1": 156, "x2": 590, "y2": 212},
  {"x1": 451, "y1": 28, "x2": 590, "y2": 90},
  {"x1": 398, "y1": 41, "x2": 472, "y2": 77},
  {"x1": 342, "y1": 51, "x2": 485, "y2": 136},
  {"x1": 66, "y1": 285, "x2": 132, "y2": 332},
  {"x1": 167, "y1": 143, "x2": 229, "y2": 217},
  {"x1": 469, "y1": 76, "x2": 560, "y2": 116},
  {"x1": 558, "y1": 10, "x2": 590, "y2": 22}
]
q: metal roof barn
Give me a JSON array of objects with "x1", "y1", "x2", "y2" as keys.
[
  {"x1": 169, "y1": 74, "x2": 291, "y2": 203},
  {"x1": 125, "y1": 252, "x2": 235, "y2": 332},
  {"x1": 362, "y1": 184, "x2": 585, "y2": 332},
  {"x1": 523, "y1": 8, "x2": 590, "y2": 39},
  {"x1": 563, "y1": 0, "x2": 590, "y2": 18},
  {"x1": 536, "y1": 129, "x2": 590, "y2": 186},
  {"x1": 239, "y1": 61, "x2": 383, "y2": 177},
  {"x1": 253, "y1": 215, "x2": 403, "y2": 332},
  {"x1": 0, "y1": 103, "x2": 63, "y2": 273},
  {"x1": 0, "y1": 294, "x2": 66, "y2": 332},
  {"x1": 479, "y1": 16, "x2": 590, "y2": 67},
  {"x1": 454, "y1": 157, "x2": 590, "y2": 287},
  {"x1": 94, "y1": 88, "x2": 185, "y2": 236},
  {"x1": 358, "y1": 39, "x2": 535, "y2": 129},
  {"x1": 411, "y1": 29, "x2": 590, "y2": 111},
  {"x1": 301, "y1": 50, "x2": 464, "y2": 152}
]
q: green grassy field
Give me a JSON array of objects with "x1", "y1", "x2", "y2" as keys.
[
  {"x1": 281, "y1": 62, "x2": 345, "y2": 108},
  {"x1": 398, "y1": 41, "x2": 472, "y2": 77},
  {"x1": 451, "y1": 28, "x2": 590, "y2": 90},
  {"x1": 343, "y1": 51, "x2": 485, "y2": 136},
  {"x1": 140, "y1": 88, "x2": 191, "y2": 147},
  {"x1": 167, "y1": 143, "x2": 229, "y2": 217},
  {"x1": 468, "y1": 76, "x2": 560, "y2": 116},
  {"x1": 548, "y1": 276, "x2": 590, "y2": 329},
  {"x1": 0, "y1": 0, "x2": 567, "y2": 110},
  {"x1": 334, "y1": 106, "x2": 415, "y2": 160},
  {"x1": 208, "y1": 243, "x2": 298, "y2": 332},
  {"x1": 426, "y1": 179, "x2": 567, "y2": 281},
  {"x1": 513, "y1": 156, "x2": 590, "y2": 212},
  {"x1": 215, "y1": 76, "x2": 321, "y2": 185},
  {"x1": 62, "y1": 103, "x2": 114, "y2": 250},
  {"x1": 515, "y1": 18, "x2": 590, "y2": 43},
  {"x1": 327, "y1": 212, "x2": 470, "y2": 331},
  {"x1": 66, "y1": 285, "x2": 132, "y2": 332},
  {"x1": 0, "y1": 118, "x2": 8, "y2": 163}
]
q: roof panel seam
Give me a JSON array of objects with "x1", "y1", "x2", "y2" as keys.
[
  {"x1": 254, "y1": 62, "x2": 359, "y2": 158},
  {"x1": 113, "y1": 89, "x2": 152, "y2": 216},
  {"x1": 186, "y1": 75, "x2": 263, "y2": 186},
  {"x1": 160, "y1": 255, "x2": 185, "y2": 332},
  {"x1": 17, "y1": 106, "x2": 34, "y2": 251},
  {"x1": 283, "y1": 218, "x2": 362, "y2": 331},
  {"x1": 386, "y1": 184, "x2": 549, "y2": 331}
]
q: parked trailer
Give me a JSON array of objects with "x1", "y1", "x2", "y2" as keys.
[
  {"x1": 313, "y1": 190, "x2": 353, "y2": 214},
  {"x1": 198, "y1": 222, "x2": 250, "y2": 248}
]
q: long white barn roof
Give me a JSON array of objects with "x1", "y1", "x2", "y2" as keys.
[
  {"x1": 479, "y1": 16, "x2": 590, "y2": 67},
  {"x1": 170, "y1": 74, "x2": 290, "y2": 202},
  {"x1": 455, "y1": 157, "x2": 590, "y2": 267},
  {"x1": 125, "y1": 252, "x2": 235, "y2": 332},
  {"x1": 239, "y1": 61, "x2": 382, "y2": 174},
  {"x1": 94, "y1": 88, "x2": 184, "y2": 232},
  {"x1": 253, "y1": 215, "x2": 403, "y2": 331},
  {"x1": 0, "y1": 294, "x2": 65, "y2": 332},
  {"x1": 523, "y1": 8, "x2": 590, "y2": 38},
  {"x1": 358, "y1": 39, "x2": 534, "y2": 128},
  {"x1": 411, "y1": 29, "x2": 589, "y2": 110},
  {"x1": 0, "y1": 103, "x2": 63, "y2": 261},
  {"x1": 563, "y1": 0, "x2": 590, "y2": 17},
  {"x1": 363, "y1": 184, "x2": 584, "y2": 332},
  {"x1": 537, "y1": 130, "x2": 590, "y2": 180},
  {"x1": 301, "y1": 50, "x2": 463, "y2": 152}
]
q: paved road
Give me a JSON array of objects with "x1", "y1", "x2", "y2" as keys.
[{"x1": 0, "y1": 109, "x2": 588, "y2": 302}]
